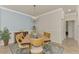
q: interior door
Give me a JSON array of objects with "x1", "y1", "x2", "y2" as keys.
[{"x1": 68, "y1": 21, "x2": 74, "y2": 39}]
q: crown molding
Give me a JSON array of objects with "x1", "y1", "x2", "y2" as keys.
[
  {"x1": 0, "y1": 7, "x2": 64, "y2": 20},
  {"x1": 36, "y1": 8, "x2": 64, "y2": 18},
  {"x1": 0, "y1": 6, "x2": 35, "y2": 19}
]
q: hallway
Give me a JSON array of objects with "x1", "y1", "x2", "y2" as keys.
[{"x1": 63, "y1": 38, "x2": 79, "y2": 53}]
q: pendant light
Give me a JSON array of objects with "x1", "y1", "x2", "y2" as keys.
[{"x1": 32, "y1": 5, "x2": 37, "y2": 31}]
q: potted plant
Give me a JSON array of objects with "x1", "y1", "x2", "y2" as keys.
[{"x1": 1, "y1": 27, "x2": 10, "y2": 46}]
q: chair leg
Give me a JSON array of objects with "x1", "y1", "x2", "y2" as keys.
[
  {"x1": 16, "y1": 48, "x2": 25, "y2": 54},
  {"x1": 20, "y1": 48, "x2": 24, "y2": 53},
  {"x1": 16, "y1": 46, "x2": 31, "y2": 54},
  {"x1": 16, "y1": 48, "x2": 22, "y2": 54},
  {"x1": 29, "y1": 45, "x2": 32, "y2": 54}
]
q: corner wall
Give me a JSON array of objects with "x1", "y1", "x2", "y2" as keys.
[
  {"x1": 36, "y1": 8, "x2": 65, "y2": 44},
  {"x1": 0, "y1": 8, "x2": 33, "y2": 45}
]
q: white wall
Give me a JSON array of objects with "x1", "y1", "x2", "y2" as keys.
[
  {"x1": 65, "y1": 12, "x2": 76, "y2": 21},
  {"x1": 0, "y1": 9, "x2": 33, "y2": 45},
  {"x1": 75, "y1": 6, "x2": 79, "y2": 44},
  {"x1": 36, "y1": 8, "x2": 64, "y2": 44},
  {"x1": 72, "y1": 6, "x2": 79, "y2": 45}
]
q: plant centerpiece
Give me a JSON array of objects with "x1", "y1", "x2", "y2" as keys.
[
  {"x1": 1, "y1": 27, "x2": 10, "y2": 46},
  {"x1": 30, "y1": 26, "x2": 37, "y2": 38}
]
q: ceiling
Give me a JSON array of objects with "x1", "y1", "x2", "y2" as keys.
[{"x1": 1, "y1": 5, "x2": 77, "y2": 17}]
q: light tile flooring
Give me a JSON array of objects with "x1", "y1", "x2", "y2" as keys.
[
  {"x1": 0, "y1": 46, "x2": 11, "y2": 54},
  {"x1": 63, "y1": 38, "x2": 79, "y2": 54},
  {"x1": 0, "y1": 38, "x2": 79, "y2": 54}
]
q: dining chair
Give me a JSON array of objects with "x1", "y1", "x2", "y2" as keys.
[
  {"x1": 30, "y1": 37, "x2": 44, "y2": 54},
  {"x1": 15, "y1": 32, "x2": 30, "y2": 54},
  {"x1": 31, "y1": 37, "x2": 44, "y2": 47},
  {"x1": 42, "y1": 32, "x2": 51, "y2": 53},
  {"x1": 43, "y1": 32, "x2": 51, "y2": 43}
]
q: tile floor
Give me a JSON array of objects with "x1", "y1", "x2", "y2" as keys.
[
  {"x1": 0, "y1": 38, "x2": 79, "y2": 54},
  {"x1": 0, "y1": 46, "x2": 11, "y2": 54},
  {"x1": 63, "y1": 38, "x2": 79, "y2": 54}
]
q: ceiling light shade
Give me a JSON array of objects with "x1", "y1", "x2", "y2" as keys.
[
  {"x1": 32, "y1": 17, "x2": 37, "y2": 19},
  {"x1": 68, "y1": 9, "x2": 72, "y2": 12}
]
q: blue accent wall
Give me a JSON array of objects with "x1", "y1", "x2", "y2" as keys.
[
  {"x1": 1, "y1": 9, "x2": 33, "y2": 32},
  {"x1": 0, "y1": 9, "x2": 34, "y2": 43}
]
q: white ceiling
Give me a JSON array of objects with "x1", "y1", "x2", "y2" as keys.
[{"x1": 1, "y1": 5, "x2": 77, "y2": 17}]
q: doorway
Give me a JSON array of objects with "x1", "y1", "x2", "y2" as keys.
[{"x1": 65, "y1": 21, "x2": 75, "y2": 39}]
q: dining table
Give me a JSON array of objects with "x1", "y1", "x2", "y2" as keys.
[{"x1": 20, "y1": 34, "x2": 51, "y2": 54}]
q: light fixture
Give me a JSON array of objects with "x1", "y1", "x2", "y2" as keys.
[
  {"x1": 32, "y1": 5, "x2": 37, "y2": 20},
  {"x1": 68, "y1": 9, "x2": 72, "y2": 12},
  {"x1": 33, "y1": 5, "x2": 37, "y2": 25},
  {"x1": 33, "y1": 5, "x2": 36, "y2": 16},
  {"x1": 32, "y1": 5, "x2": 37, "y2": 31}
]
